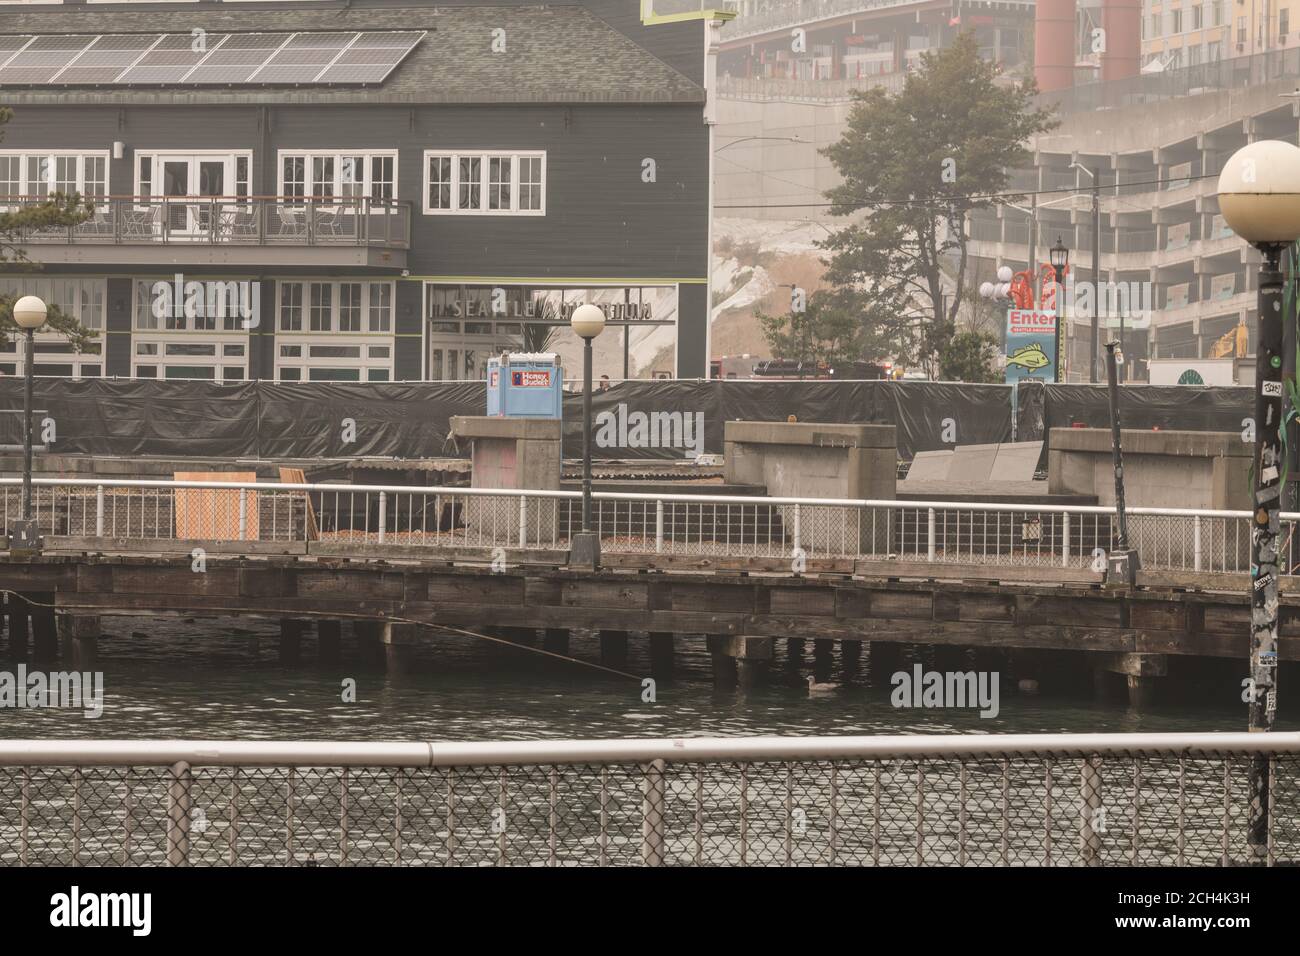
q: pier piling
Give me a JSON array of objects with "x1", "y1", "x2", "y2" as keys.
[
  {"x1": 649, "y1": 632, "x2": 674, "y2": 681},
  {"x1": 381, "y1": 622, "x2": 417, "y2": 676},
  {"x1": 31, "y1": 600, "x2": 57, "y2": 664},
  {"x1": 278, "y1": 619, "x2": 304, "y2": 667},
  {"x1": 56, "y1": 614, "x2": 100, "y2": 670},
  {"x1": 812, "y1": 639, "x2": 834, "y2": 683},
  {"x1": 543, "y1": 628, "x2": 569, "y2": 657},
  {"x1": 317, "y1": 620, "x2": 342, "y2": 666},
  {"x1": 707, "y1": 635, "x2": 738, "y2": 691},
  {"x1": 7, "y1": 595, "x2": 29, "y2": 662}
]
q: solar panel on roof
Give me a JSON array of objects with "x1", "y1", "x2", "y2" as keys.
[{"x1": 0, "y1": 29, "x2": 425, "y2": 87}]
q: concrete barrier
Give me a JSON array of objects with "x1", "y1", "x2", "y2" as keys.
[
  {"x1": 1048, "y1": 427, "x2": 1251, "y2": 568},
  {"x1": 724, "y1": 421, "x2": 895, "y2": 554},
  {"x1": 449, "y1": 417, "x2": 562, "y2": 544}
]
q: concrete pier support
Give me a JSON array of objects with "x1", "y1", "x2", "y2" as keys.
[
  {"x1": 542, "y1": 628, "x2": 570, "y2": 657},
  {"x1": 707, "y1": 635, "x2": 738, "y2": 691},
  {"x1": 31, "y1": 601, "x2": 57, "y2": 663},
  {"x1": 8, "y1": 596, "x2": 29, "y2": 662},
  {"x1": 381, "y1": 622, "x2": 418, "y2": 676},
  {"x1": 56, "y1": 614, "x2": 100, "y2": 670},
  {"x1": 317, "y1": 620, "x2": 342, "y2": 666},
  {"x1": 735, "y1": 637, "x2": 773, "y2": 692},
  {"x1": 812, "y1": 639, "x2": 834, "y2": 682},
  {"x1": 599, "y1": 630, "x2": 628, "y2": 670},
  {"x1": 1099, "y1": 653, "x2": 1167, "y2": 709},
  {"x1": 869, "y1": 641, "x2": 903, "y2": 685},
  {"x1": 707, "y1": 635, "x2": 771, "y2": 692},
  {"x1": 278, "y1": 619, "x2": 304, "y2": 667},
  {"x1": 649, "y1": 632, "x2": 674, "y2": 681}
]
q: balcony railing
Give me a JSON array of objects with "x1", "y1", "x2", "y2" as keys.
[{"x1": 4, "y1": 196, "x2": 411, "y2": 249}]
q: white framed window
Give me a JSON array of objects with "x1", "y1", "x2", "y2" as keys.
[
  {"x1": 0, "y1": 276, "x2": 106, "y2": 378},
  {"x1": 275, "y1": 278, "x2": 396, "y2": 382},
  {"x1": 128, "y1": 277, "x2": 251, "y2": 381},
  {"x1": 279, "y1": 279, "x2": 395, "y2": 335},
  {"x1": 0, "y1": 151, "x2": 109, "y2": 205},
  {"x1": 423, "y1": 150, "x2": 546, "y2": 215},
  {"x1": 134, "y1": 277, "x2": 254, "y2": 333},
  {"x1": 277, "y1": 150, "x2": 398, "y2": 205},
  {"x1": 275, "y1": 339, "x2": 393, "y2": 382}
]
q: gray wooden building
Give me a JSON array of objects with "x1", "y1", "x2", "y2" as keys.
[{"x1": 0, "y1": 0, "x2": 712, "y2": 382}]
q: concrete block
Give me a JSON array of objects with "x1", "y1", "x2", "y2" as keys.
[
  {"x1": 989, "y1": 442, "x2": 1042, "y2": 482},
  {"x1": 905, "y1": 450, "x2": 953, "y2": 481},
  {"x1": 949, "y1": 443, "x2": 999, "y2": 483},
  {"x1": 1048, "y1": 428, "x2": 1252, "y2": 568},
  {"x1": 723, "y1": 420, "x2": 896, "y2": 554},
  {"x1": 449, "y1": 415, "x2": 563, "y2": 543}
]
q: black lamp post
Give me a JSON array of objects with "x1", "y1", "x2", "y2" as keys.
[
  {"x1": 1049, "y1": 236, "x2": 1069, "y2": 383},
  {"x1": 11, "y1": 294, "x2": 47, "y2": 552},
  {"x1": 1218, "y1": 138, "x2": 1300, "y2": 863},
  {"x1": 568, "y1": 303, "x2": 606, "y2": 570}
]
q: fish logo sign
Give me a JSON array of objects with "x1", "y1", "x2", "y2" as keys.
[{"x1": 1005, "y1": 342, "x2": 1051, "y2": 370}]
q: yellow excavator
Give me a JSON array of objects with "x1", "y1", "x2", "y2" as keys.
[{"x1": 1209, "y1": 319, "x2": 1249, "y2": 359}]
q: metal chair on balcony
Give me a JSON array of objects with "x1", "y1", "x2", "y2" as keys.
[
  {"x1": 74, "y1": 207, "x2": 115, "y2": 240},
  {"x1": 314, "y1": 208, "x2": 343, "y2": 241},
  {"x1": 275, "y1": 206, "x2": 308, "y2": 241},
  {"x1": 121, "y1": 204, "x2": 161, "y2": 241}
]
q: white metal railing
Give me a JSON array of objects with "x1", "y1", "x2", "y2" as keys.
[
  {"x1": 1, "y1": 734, "x2": 1296, "y2": 866},
  {"x1": 0, "y1": 477, "x2": 1282, "y2": 575}
]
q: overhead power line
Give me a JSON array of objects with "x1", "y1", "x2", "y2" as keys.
[{"x1": 715, "y1": 172, "x2": 1220, "y2": 211}]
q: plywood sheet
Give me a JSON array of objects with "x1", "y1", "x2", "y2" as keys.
[{"x1": 174, "y1": 471, "x2": 258, "y2": 541}]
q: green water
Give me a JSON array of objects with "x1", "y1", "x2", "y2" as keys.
[{"x1": 0, "y1": 617, "x2": 1285, "y2": 740}]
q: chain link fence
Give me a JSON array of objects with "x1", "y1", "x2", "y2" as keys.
[{"x1": 2, "y1": 737, "x2": 1297, "y2": 866}]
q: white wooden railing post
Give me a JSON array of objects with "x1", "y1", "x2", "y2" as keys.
[
  {"x1": 655, "y1": 499, "x2": 664, "y2": 553},
  {"x1": 95, "y1": 484, "x2": 104, "y2": 537},
  {"x1": 378, "y1": 491, "x2": 387, "y2": 545},
  {"x1": 1061, "y1": 511, "x2": 1070, "y2": 567},
  {"x1": 927, "y1": 508, "x2": 936, "y2": 562}
]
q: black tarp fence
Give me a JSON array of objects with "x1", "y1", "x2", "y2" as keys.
[
  {"x1": 1015, "y1": 381, "x2": 1254, "y2": 457},
  {"x1": 0, "y1": 379, "x2": 1258, "y2": 463},
  {"x1": 0, "y1": 378, "x2": 1013, "y2": 462}
]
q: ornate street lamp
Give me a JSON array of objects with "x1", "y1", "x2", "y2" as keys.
[
  {"x1": 569, "y1": 303, "x2": 606, "y2": 570},
  {"x1": 1217, "y1": 138, "x2": 1300, "y2": 863},
  {"x1": 11, "y1": 295, "x2": 47, "y2": 552},
  {"x1": 1049, "y1": 237, "x2": 1069, "y2": 383}
]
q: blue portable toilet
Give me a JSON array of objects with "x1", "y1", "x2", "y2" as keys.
[{"x1": 486, "y1": 352, "x2": 563, "y2": 418}]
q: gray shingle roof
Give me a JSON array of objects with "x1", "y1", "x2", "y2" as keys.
[{"x1": 0, "y1": 2, "x2": 705, "y2": 105}]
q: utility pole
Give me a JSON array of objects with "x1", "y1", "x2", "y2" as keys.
[
  {"x1": 1091, "y1": 167, "x2": 1101, "y2": 383},
  {"x1": 1028, "y1": 193, "x2": 1038, "y2": 305}
]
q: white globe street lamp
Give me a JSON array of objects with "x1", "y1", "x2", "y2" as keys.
[
  {"x1": 1216, "y1": 138, "x2": 1300, "y2": 861},
  {"x1": 569, "y1": 303, "x2": 606, "y2": 569},
  {"x1": 10, "y1": 295, "x2": 47, "y2": 551}
]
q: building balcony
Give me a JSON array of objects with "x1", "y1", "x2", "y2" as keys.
[{"x1": 7, "y1": 196, "x2": 411, "y2": 270}]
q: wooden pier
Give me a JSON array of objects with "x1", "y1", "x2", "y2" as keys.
[{"x1": 1, "y1": 539, "x2": 1295, "y2": 706}]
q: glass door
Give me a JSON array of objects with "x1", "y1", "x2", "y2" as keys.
[{"x1": 157, "y1": 155, "x2": 231, "y2": 238}]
